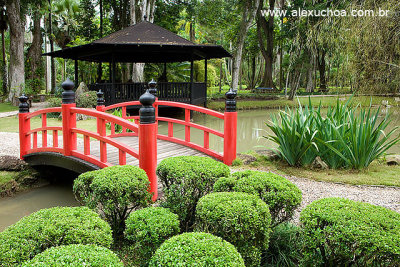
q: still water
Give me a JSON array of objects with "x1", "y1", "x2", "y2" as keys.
[{"x1": 1, "y1": 108, "x2": 399, "y2": 230}]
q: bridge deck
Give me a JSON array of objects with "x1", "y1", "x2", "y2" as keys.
[{"x1": 77, "y1": 136, "x2": 208, "y2": 166}]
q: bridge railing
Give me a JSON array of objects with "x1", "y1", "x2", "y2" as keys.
[
  {"x1": 99, "y1": 80, "x2": 237, "y2": 164},
  {"x1": 19, "y1": 79, "x2": 237, "y2": 201}
]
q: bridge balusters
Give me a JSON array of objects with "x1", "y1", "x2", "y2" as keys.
[
  {"x1": 84, "y1": 135, "x2": 90, "y2": 155},
  {"x1": 42, "y1": 113, "x2": 47, "y2": 147},
  {"x1": 61, "y1": 78, "x2": 77, "y2": 156},
  {"x1": 223, "y1": 89, "x2": 238, "y2": 165},
  {"x1": 53, "y1": 130, "x2": 58, "y2": 147},
  {"x1": 204, "y1": 131, "x2": 210, "y2": 149},
  {"x1": 138, "y1": 89, "x2": 158, "y2": 201},
  {"x1": 185, "y1": 109, "x2": 190, "y2": 142},
  {"x1": 18, "y1": 94, "x2": 31, "y2": 159},
  {"x1": 121, "y1": 107, "x2": 127, "y2": 133}
]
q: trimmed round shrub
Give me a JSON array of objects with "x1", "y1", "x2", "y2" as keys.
[
  {"x1": 157, "y1": 156, "x2": 230, "y2": 231},
  {"x1": 149, "y1": 232, "x2": 245, "y2": 266},
  {"x1": 300, "y1": 197, "x2": 400, "y2": 266},
  {"x1": 22, "y1": 244, "x2": 123, "y2": 266},
  {"x1": 195, "y1": 192, "x2": 271, "y2": 267},
  {"x1": 73, "y1": 165, "x2": 153, "y2": 239},
  {"x1": 0, "y1": 206, "x2": 112, "y2": 265},
  {"x1": 214, "y1": 170, "x2": 302, "y2": 226},
  {"x1": 125, "y1": 207, "x2": 180, "y2": 266}
]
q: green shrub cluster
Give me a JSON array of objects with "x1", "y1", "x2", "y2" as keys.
[
  {"x1": 76, "y1": 90, "x2": 97, "y2": 108},
  {"x1": 149, "y1": 232, "x2": 245, "y2": 266},
  {"x1": 266, "y1": 99, "x2": 400, "y2": 169},
  {"x1": 73, "y1": 165, "x2": 153, "y2": 239},
  {"x1": 195, "y1": 192, "x2": 271, "y2": 267},
  {"x1": 214, "y1": 170, "x2": 302, "y2": 226},
  {"x1": 0, "y1": 206, "x2": 112, "y2": 265},
  {"x1": 22, "y1": 244, "x2": 123, "y2": 266},
  {"x1": 300, "y1": 197, "x2": 400, "y2": 266},
  {"x1": 157, "y1": 156, "x2": 230, "y2": 231},
  {"x1": 125, "y1": 207, "x2": 180, "y2": 266}
]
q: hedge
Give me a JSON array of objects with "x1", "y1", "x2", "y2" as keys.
[
  {"x1": 157, "y1": 156, "x2": 230, "y2": 231},
  {"x1": 300, "y1": 197, "x2": 400, "y2": 266},
  {"x1": 73, "y1": 165, "x2": 153, "y2": 239},
  {"x1": 125, "y1": 207, "x2": 180, "y2": 266},
  {"x1": 22, "y1": 244, "x2": 123, "y2": 266},
  {"x1": 214, "y1": 170, "x2": 302, "y2": 225},
  {"x1": 149, "y1": 232, "x2": 245, "y2": 266},
  {"x1": 195, "y1": 192, "x2": 271, "y2": 267},
  {"x1": 0, "y1": 206, "x2": 112, "y2": 265}
]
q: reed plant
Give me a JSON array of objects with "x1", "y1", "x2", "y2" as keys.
[{"x1": 266, "y1": 98, "x2": 400, "y2": 169}]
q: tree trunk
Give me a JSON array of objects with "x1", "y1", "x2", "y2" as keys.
[
  {"x1": 317, "y1": 48, "x2": 327, "y2": 91},
  {"x1": 1, "y1": 30, "x2": 7, "y2": 96},
  {"x1": 6, "y1": 0, "x2": 25, "y2": 102},
  {"x1": 306, "y1": 54, "x2": 314, "y2": 92},
  {"x1": 27, "y1": 11, "x2": 43, "y2": 91},
  {"x1": 257, "y1": 0, "x2": 274, "y2": 88},
  {"x1": 48, "y1": 0, "x2": 56, "y2": 93},
  {"x1": 232, "y1": 0, "x2": 260, "y2": 91}
]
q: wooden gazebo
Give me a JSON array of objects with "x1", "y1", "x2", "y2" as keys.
[{"x1": 43, "y1": 21, "x2": 231, "y2": 106}]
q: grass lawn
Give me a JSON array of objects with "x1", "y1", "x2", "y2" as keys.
[
  {"x1": 208, "y1": 95, "x2": 400, "y2": 111},
  {"x1": 0, "y1": 103, "x2": 18, "y2": 113},
  {"x1": 235, "y1": 151, "x2": 400, "y2": 187}
]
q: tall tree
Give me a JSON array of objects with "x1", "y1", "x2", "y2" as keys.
[
  {"x1": 5, "y1": 0, "x2": 25, "y2": 102},
  {"x1": 231, "y1": 0, "x2": 260, "y2": 91},
  {"x1": 130, "y1": 0, "x2": 156, "y2": 82},
  {"x1": 257, "y1": 0, "x2": 274, "y2": 88},
  {"x1": 27, "y1": 3, "x2": 44, "y2": 93}
]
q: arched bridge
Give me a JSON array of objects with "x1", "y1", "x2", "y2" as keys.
[{"x1": 18, "y1": 79, "x2": 237, "y2": 200}]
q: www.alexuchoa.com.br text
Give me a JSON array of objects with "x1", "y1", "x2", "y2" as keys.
[{"x1": 261, "y1": 8, "x2": 391, "y2": 17}]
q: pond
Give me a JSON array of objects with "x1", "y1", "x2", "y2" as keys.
[{"x1": 1, "y1": 107, "x2": 399, "y2": 231}]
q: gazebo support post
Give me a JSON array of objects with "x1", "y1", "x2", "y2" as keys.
[
  {"x1": 190, "y1": 59, "x2": 194, "y2": 104},
  {"x1": 74, "y1": 60, "x2": 78, "y2": 86},
  {"x1": 204, "y1": 58, "x2": 208, "y2": 107},
  {"x1": 111, "y1": 53, "x2": 116, "y2": 104}
]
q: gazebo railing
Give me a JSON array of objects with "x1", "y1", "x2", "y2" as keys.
[{"x1": 89, "y1": 82, "x2": 203, "y2": 105}]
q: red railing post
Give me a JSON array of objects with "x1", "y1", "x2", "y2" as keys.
[
  {"x1": 139, "y1": 89, "x2": 158, "y2": 201},
  {"x1": 61, "y1": 78, "x2": 77, "y2": 156},
  {"x1": 18, "y1": 94, "x2": 31, "y2": 159},
  {"x1": 223, "y1": 89, "x2": 237, "y2": 165}
]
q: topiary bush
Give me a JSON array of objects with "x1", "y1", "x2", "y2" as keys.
[
  {"x1": 157, "y1": 156, "x2": 230, "y2": 231},
  {"x1": 22, "y1": 244, "x2": 123, "y2": 267},
  {"x1": 195, "y1": 192, "x2": 271, "y2": 267},
  {"x1": 125, "y1": 207, "x2": 180, "y2": 266},
  {"x1": 300, "y1": 197, "x2": 400, "y2": 266},
  {"x1": 73, "y1": 165, "x2": 153, "y2": 240},
  {"x1": 149, "y1": 232, "x2": 245, "y2": 266},
  {"x1": 0, "y1": 206, "x2": 112, "y2": 265},
  {"x1": 214, "y1": 170, "x2": 302, "y2": 226}
]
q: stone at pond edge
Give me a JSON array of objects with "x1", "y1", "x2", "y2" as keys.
[
  {"x1": 237, "y1": 153, "x2": 257, "y2": 165},
  {"x1": 255, "y1": 149, "x2": 280, "y2": 161},
  {"x1": 0, "y1": 156, "x2": 27, "y2": 171},
  {"x1": 75, "y1": 82, "x2": 89, "y2": 97},
  {"x1": 386, "y1": 155, "x2": 400, "y2": 166},
  {"x1": 311, "y1": 156, "x2": 328, "y2": 170}
]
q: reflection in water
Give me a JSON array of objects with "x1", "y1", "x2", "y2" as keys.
[{"x1": 0, "y1": 184, "x2": 78, "y2": 231}]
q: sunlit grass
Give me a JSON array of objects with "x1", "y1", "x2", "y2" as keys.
[{"x1": 0, "y1": 103, "x2": 18, "y2": 113}]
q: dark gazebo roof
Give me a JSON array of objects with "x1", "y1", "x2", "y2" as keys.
[{"x1": 43, "y1": 21, "x2": 231, "y2": 63}]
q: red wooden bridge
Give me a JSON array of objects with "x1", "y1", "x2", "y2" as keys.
[{"x1": 18, "y1": 79, "x2": 237, "y2": 200}]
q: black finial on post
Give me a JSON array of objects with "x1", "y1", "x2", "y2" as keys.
[
  {"x1": 97, "y1": 90, "x2": 105, "y2": 106},
  {"x1": 225, "y1": 88, "x2": 237, "y2": 112},
  {"x1": 139, "y1": 90, "x2": 156, "y2": 124},
  {"x1": 19, "y1": 94, "x2": 29, "y2": 113},
  {"x1": 62, "y1": 78, "x2": 75, "y2": 104},
  {"x1": 148, "y1": 79, "x2": 157, "y2": 97}
]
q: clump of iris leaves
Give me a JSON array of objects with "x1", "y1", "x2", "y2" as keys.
[{"x1": 266, "y1": 97, "x2": 400, "y2": 169}]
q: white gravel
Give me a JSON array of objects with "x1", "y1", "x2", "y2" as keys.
[{"x1": 0, "y1": 132, "x2": 20, "y2": 157}]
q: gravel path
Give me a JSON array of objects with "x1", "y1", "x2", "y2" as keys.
[
  {"x1": 0, "y1": 131, "x2": 399, "y2": 222},
  {"x1": 286, "y1": 175, "x2": 400, "y2": 223}
]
